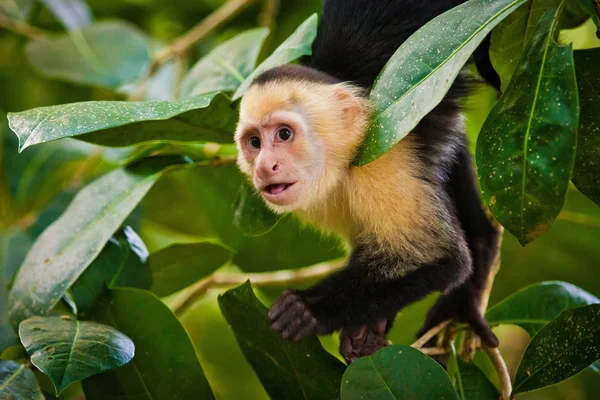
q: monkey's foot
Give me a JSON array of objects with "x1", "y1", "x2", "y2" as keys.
[
  {"x1": 268, "y1": 290, "x2": 322, "y2": 342},
  {"x1": 340, "y1": 320, "x2": 391, "y2": 364}
]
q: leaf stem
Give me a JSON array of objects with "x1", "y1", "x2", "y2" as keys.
[{"x1": 0, "y1": 14, "x2": 48, "y2": 41}]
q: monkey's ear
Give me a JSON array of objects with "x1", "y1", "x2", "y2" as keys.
[{"x1": 333, "y1": 85, "x2": 364, "y2": 129}]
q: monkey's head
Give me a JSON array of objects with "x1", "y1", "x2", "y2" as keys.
[{"x1": 235, "y1": 65, "x2": 371, "y2": 213}]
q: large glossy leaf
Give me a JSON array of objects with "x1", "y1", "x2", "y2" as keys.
[
  {"x1": 7, "y1": 158, "x2": 189, "y2": 327},
  {"x1": 179, "y1": 28, "x2": 269, "y2": 99},
  {"x1": 513, "y1": 304, "x2": 600, "y2": 393},
  {"x1": 572, "y1": 49, "x2": 600, "y2": 206},
  {"x1": 0, "y1": 360, "x2": 44, "y2": 400},
  {"x1": 19, "y1": 316, "x2": 134, "y2": 395},
  {"x1": 8, "y1": 92, "x2": 236, "y2": 151},
  {"x1": 83, "y1": 288, "x2": 214, "y2": 400},
  {"x1": 69, "y1": 226, "x2": 151, "y2": 316},
  {"x1": 453, "y1": 359, "x2": 499, "y2": 400},
  {"x1": 341, "y1": 345, "x2": 458, "y2": 400},
  {"x1": 232, "y1": 14, "x2": 318, "y2": 101},
  {"x1": 149, "y1": 241, "x2": 232, "y2": 297},
  {"x1": 476, "y1": 8, "x2": 578, "y2": 245},
  {"x1": 218, "y1": 282, "x2": 345, "y2": 400},
  {"x1": 25, "y1": 21, "x2": 149, "y2": 89},
  {"x1": 353, "y1": 0, "x2": 526, "y2": 166},
  {"x1": 41, "y1": 0, "x2": 92, "y2": 30},
  {"x1": 486, "y1": 281, "x2": 599, "y2": 336},
  {"x1": 233, "y1": 184, "x2": 281, "y2": 236}
]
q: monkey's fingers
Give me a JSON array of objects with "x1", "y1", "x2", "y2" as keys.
[
  {"x1": 469, "y1": 313, "x2": 499, "y2": 348},
  {"x1": 268, "y1": 290, "x2": 297, "y2": 321}
]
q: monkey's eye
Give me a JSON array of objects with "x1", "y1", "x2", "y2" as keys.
[
  {"x1": 277, "y1": 128, "x2": 293, "y2": 142},
  {"x1": 248, "y1": 136, "x2": 261, "y2": 149}
]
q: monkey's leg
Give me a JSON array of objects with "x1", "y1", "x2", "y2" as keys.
[
  {"x1": 339, "y1": 319, "x2": 392, "y2": 364},
  {"x1": 417, "y1": 146, "x2": 501, "y2": 348}
]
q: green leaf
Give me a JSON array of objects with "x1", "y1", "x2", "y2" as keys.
[
  {"x1": 486, "y1": 281, "x2": 599, "y2": 336},
  {"x1": 233, "y1": 184, "x2": 281, "y2": 236},
  {"x1": 453, "y1": 359, "x2": 499, "y2": 400},
  {"x1": 0, "y1": 0, "x2": 35, "y2": 21},
  {"x1": 218, "y1": 282, "x2": 345, "y2": 400},
  {"x1": 179, "y1": 28, "x2": 269, "y2": 99},
  {"x1": 8, "y1": 92, "x2": 236, "y2": 151},
  {"x1": 7, "y1": 158, "x2": 190, "y2": 327},
  {"x1": 0, "y1": 360, "x2": 44, "y2": 400},
  {"x1": 341, "y1": 345, "x2": 458, "y2": 400},
  {"x1": 40, "y1": 0, "x2": 92, "y2": 30},
  {"x1": 513, "y1": 304, "x2": 600, "y2": 393},
  {"x1": 353, "y1": 0, "x2": 526, "y2": 166},
  {"x1": 83, "y1": 288, "x2": 214, "y2": 400},
  {"x1": 25, "y1": 21, "x2": 150, "y2": 89},
  {"x1": 232, "y1": 14, "x2": 318, "y2": 101},
  {"x1": 149, "y1": 241, "x2": 232, "y2": 297},
  {"x1": 476, "y1": 8, "x2": 579, "y2": 245},
  {"x1": 0, "y1": 345, "x2": 28, "y2": 361},
  {"x1": 576, "y1": 0, "x2": 600, "y2": 30},
  {"x1": 572, "y1": 49, "x2": 600, "y2": 206},
  {"x1": 69, "y1": 226, "x2": 151, "y2": 316},
  {"x1": 19, "y1": 316, "x2": 134, "y2": 395}
]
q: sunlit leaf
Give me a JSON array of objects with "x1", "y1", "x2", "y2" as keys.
[
  {"x1": 572, "y1": 49, "x2": 600, "y2": 206},
  {"x1": 476, "y1": 8, "x2": 578, "y2": 245},
  {"x1": 0, "y1": 360, "x2": 44, "y2": 400},
  {"x1": 513, "y1": 304, "x2": 600, "y2": 393},
  {"x1": 41, "y1": 0, "x2": 92, "y2": 30},
  {"x1": 232, "y1": 14, "x2": 318, "y2": 100},
  {"x1": 233, "y1": 184, "x2": 281, "y2": 236},
  {"x1": 83, "y1": 288, "x2": 214, "y2": 400},
  {"x1": 8, "y1": 92, "x2": 236, "y2": 150},
  {"x1": 150, "y1": 241, "x2": 232, "y2": 297},
  {"x1": 25, "y1": 21, "x2": 150, "y2": 89},
  {"x1": 19, "y1": 316, "x2": 134, "y2": 395},
  {"x1": 179, "y1": 28, "x2": 269, "y2": 99},
  {"x1": 218, "y1": 282, "x2": 345, "y2": 400},
  {"x1": 341, "y1": 345, "x2": 458, "y2": 400},
  {"x1": 354, "y1": 0, "x2": 526, "y2": 166}
]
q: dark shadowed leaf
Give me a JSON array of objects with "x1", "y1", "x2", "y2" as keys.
[
  {"x1": 576, "y1": 0, "x2": 600, "y2": 30},
  {"x1": 233, "y1": 184, "x2": 281, "y2": 236},
  {"x1": 453, "y1": 359, "x2": 499, "y2": 400},
  {"x1": 232, "y1": 14, "x2": 318, "y2": 100},
  {"x1": 150, "y1": 241, "x2": 232, "y2": 297},
  {"x1": 19, "y1": 316, "x2": 134, "y2": 395},
  {"x1": 354, "y1": 0, "x2": 526, "y2": 166},
  {"x1": 476, "y1": 8, "x2": 578, "y2": 245},
  {"x1": 513, "y1": 304, "x2": 600, "y2": 393},
  {"x1": 218, "y1": 282, "x2": 345, "y2": 400},
  {"x1": 341, "y1": 345, "x2": 458, "y2": 400},
  {"x1": 83, "y1": 288, "x2": 214, "y2": 400},
  {"x1": 0, "y1": 360, "x2": 44, "y2": 400},
  {"x1": 40, "y1": 0, "x2": 92, "y2": 30},
  {"x1": 572, "y1": 49, "x2": 600, "y2": 206},
  {"x1": 8, "y1": 158, "x2": 189, "y2": 327},
  {"x1": 486, "y1": 281, "x2": 599, "y2": 336},
  {"x1": 25, "y1": 21, "x2": 149, "y2": 89},
  {"x1": 69, "y1": 226, "x2": 151, "y2": 316},
  {"x1": 179, "y1": 28, "x2": 269, "y2": 99},
  {"x1": 8, "y1": 92, "x2": 236, "y2": 151}
]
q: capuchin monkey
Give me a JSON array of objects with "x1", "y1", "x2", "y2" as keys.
[{"x1": 234, "y1": 0, "x2": 501, "y2": 364}]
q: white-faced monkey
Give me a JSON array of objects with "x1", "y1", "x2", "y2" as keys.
[{"x1": 234, "y1": 0, "x2": 501, "y2": 364}]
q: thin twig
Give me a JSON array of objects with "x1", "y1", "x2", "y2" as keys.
[
  {"x1": 419, "y1": 347, "x2": 450, "y2": 356},
  {"x1": 171, "y1": 259, "x2": 345, "y2": 316},
  {"x1": 486, "y1": 347, "x2": 512, "y2": 400},
  {"x1": 151, "y1": 0, "x2": 257, "y2": 74},
  {"x1": 411, "y1": 320, "x2": 452, "y2": 349},
  {"x1": 0, "y1": 14, "x2": 48, "y2": 41}
]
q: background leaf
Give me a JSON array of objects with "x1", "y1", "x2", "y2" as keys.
[
  {"x1": 19, "y1": 316, "x2": 134, "y2": 395},
  {"x1": 179, "y1": 28, "x2": 269, "y2": 99},
  {"x1": 233, "y1": 184, "x2": 281, "y2": 236},
  {"x1": 41, "y1": 0, "x2": 93, "y2": 30},
  {"x1": 232, "y1": 14, "x2": 318, "y2": 100},
  {"x1": 218, "y1": 281, "x2": 345, "y2": 400},
  {"x1": 341, "y1": 345, "x2": 458, "y2": 400},
  {"x1": 513, "y1": 304, "x2": 600, "y2": 394},
  {"x1": 453, "y1": 359, "x2": 499, "y2": 400},
  {"x1": 0, "y1": 360, "x2": 44, "y2": 400},
  {"x1": 83, "y1": 288, "x2": 214, "y2": 400},
  {"x1": 476, "y1": 8, "x2": 578, "y2": 245},
  {"x1": 354, "y1": 0, "x2": 526, "y2": 166}
]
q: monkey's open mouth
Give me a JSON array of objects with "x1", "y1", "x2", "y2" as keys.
[{"x1": 264, "y1": 183, "x2": 295, "y2": 195}]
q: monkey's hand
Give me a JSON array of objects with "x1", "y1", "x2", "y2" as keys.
[
  {"x1": 268, "y1": 290, "x2": 328, "y2": 342},
  {"x1": 340, "y1": 320, "x2": 391, "y2": 364}
]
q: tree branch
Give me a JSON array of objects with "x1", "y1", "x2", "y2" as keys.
[
  {"x1": 171, "y1": 259, "x2": 345, "y2": 317},
  {"x1": 151, "y1": 0, "x2": 258, "y2": 74},
  {"x1": 486, "y1": 347, "x2": 512, "y2": 400},
  {"x1": 0, "y1": 14, "x2": 48, "y2": 41},
  {"x1": 411, "y1": 320, "x2": 452, "y2": 349}
]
